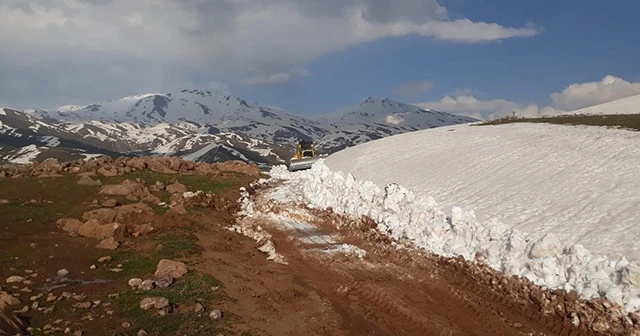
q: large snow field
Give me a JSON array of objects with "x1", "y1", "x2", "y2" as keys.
[
  {"x1": 265, "y1": 121, "x2": 640, "y2": 314},
  {"x1": 323, "y1": 122, "x2": 640, "y2": 263},
  {"x1": 565, "y1": 93, "x2": 640, "y2": 115}
]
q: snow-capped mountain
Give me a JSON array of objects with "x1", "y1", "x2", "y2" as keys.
[
  {"x1": 0, "y1": 91, "x2": 477, "y2": 166},
  {"x1": 314, "y1": 97, "x2": 477, "y2": 151}
]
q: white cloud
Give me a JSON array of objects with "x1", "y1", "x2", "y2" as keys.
[
  {"x1": 415, "y1": 75, "x2": 640, "y2": 120},
  {"x1": 0, "y1": 0, "x2": 540, "y2": 107},
  {"x1": 415, "y1": 75, "x2": 640, "y2": 119},
  {"x1": 392, "y1": 80, "x2": 433, "y2": 96},
  {"x1": 385, "y1": 114, "x2": 405, "y2": 125},
  {"x1": 416, "y1": 95, "x2": 560, "y2": 120},
  {"x1": 550, "y1": 75, "x2": 640, "y2": 110}
]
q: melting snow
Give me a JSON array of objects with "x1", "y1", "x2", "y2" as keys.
[
  {"x1": 324, "y1": 123, "x2": 640, "y2": 263},
  {"x1": 266, "y1": 160, "x2": 640, "y2": 314},
  {"x1": 7, "y1": 145, "x2": 41, "y2": 164},
  {"x1": 39, "y1": 136, "x2": 60, "y2": 147}
]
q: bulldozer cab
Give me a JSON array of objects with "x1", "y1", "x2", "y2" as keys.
[
  {"x1": 289, "y1": 140, "x2": 320, "y2": 171},
  {"x1": 295, "y1": 141, "x2": 316, "y2": 159}
]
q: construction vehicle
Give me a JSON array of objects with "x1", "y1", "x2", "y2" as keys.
[{"x1": 288, "y1": 140, "x2": 321, "y2": 171}]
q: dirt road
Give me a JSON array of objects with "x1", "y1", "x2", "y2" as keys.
[
  {"x1": 204, "y1": 181, "x2": 632, "y2": 336},
  {"x1": 1, "y1": 158, "x2": 636, "y2": 335}
]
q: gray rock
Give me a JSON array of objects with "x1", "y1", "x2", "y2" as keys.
[{"x1": 209, "y1": 309, "x2": 222, "y2": 320}]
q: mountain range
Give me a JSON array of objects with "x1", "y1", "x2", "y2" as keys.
[{"x1": 0, "y1": 90, "x2": 477, "y2": 167}]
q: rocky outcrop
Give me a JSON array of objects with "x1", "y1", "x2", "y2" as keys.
[{"x1": 0, "y1": 155, "x2": 261, "y2": 179}]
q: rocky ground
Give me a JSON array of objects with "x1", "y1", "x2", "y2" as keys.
[{"x1": 0, "y1": 156, "x2": 639, "y2": 336}]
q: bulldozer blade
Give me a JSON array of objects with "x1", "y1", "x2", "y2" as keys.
[{"x1": 288, "y1": 157, "x2": 320, "y2": 171}]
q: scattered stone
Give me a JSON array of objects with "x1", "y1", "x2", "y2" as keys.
[
  {"x1": 22, "y1": 280, "x2": 34, "y2": 285},
  {"x1": 110, "y1": 268, "x2": 124, "y2": 273},
  {"x1": 168, "y1": 204, "x2": 187, "y2": 215},
  {"x1": 154, "y1": 275, "x2": 174, "y2": 289},
  {"x1": 77, "y1": 175, "x2": 102, "y2": 186},
  {"x1": 23, "y1": 270, "x2": 33, "y2": 274},
  {"x1": 101, "y1": 199, "x2": 118, "y2": 208},
  {"x1": 6, "y1": 276, "x2": 25, "y2": 284},
  {"x1": 97, "y1": 166, "x2": 118, "y2": 177},
  {"x1": 209, "y1": 309, "x2": 222, "y2": 320},
  {"x1": 121, "y1": 322, "x2": 131, "y2": 329},
  {"x1": 0, "y1": 291, "x2": 21, "y2": 307},
  {"x1": 64, "y1": 327, "x2": 71, "y2": 334},
  {"x1": 194, "y1": 303, "x2": 204, "y2": 313},
  {"x1": 57, "y1": 269, "x2": 70, "y2": 277},
  {"x1": 131, "y1": 223, "x2": 154, "y2": 237},
  {"x1": 149, "y1": 181, "x2": 165, "y2": 192},
  {"x1": 20, "y1": 287, "x2": 31, "y2": 293},
  {"x1": 96, "y1": 237, "x2": 120, "y2": 250},
  {"x1": 71, "y1": 293, "x2": 85, "y2": 301},
  {"x1": 139, "y1": 280, "x2": 155, "y2": 291},
  {"x1": 46, "y1": 293, "x2": 57, "y2": 302},
  {"x1": 166, "y1": 181, "x2": 188, "y2": 194},
  {"x1": 98, "y1": 256, "x2": 112, "y2": 263},
  {"x1": 128, "y1": 278, "x2": 143, "y2": 288},
  {"x1": 139, "y1": 297, "x2": 169, "y2": 311},
  {"x1": 99, "y1": 180, "x2": 144, "y2": 196},
  {"x1": 90, "y1": 264, "x2": 96, "y2": 270},
  {"x1": 73, "y1": 330, "x2": 84, "y2": 336},
  {"x1": 155, "y1": 259, "x2": 188, "y2": 279},
  {"x1": 74, "y1": 302, "x2": 91, "y2": 309},
  {"x1": 0, "y1": 199, "x2": 9, "y2": 204},
  {"x1": 137, "y1": 330, "x2": 148, "y2": 336}
]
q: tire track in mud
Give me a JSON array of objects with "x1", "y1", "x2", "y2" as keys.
[
  {"x1": 244, "y1": 183, "x2": 638, "y2": 336},
  {"x1": 265, "y1": 221, "x2": 537, "y2": 336}
]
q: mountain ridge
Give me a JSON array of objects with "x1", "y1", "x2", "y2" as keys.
[{"x1": 0, "y1": 91, "x2": 477, "y2": 167}]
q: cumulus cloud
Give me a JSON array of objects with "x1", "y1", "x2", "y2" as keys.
[
  {"x1": 0, "y1": 0, "x2": 539, "y2": 107},
  {"x1": 415, "y1": 95, "x2": 561, "y2": 120},
  {"x1": 392, "y1": 80, "x2": 433, "y2": 96},
  {"x1": 416, "y1": 75, "x2": 640, "y2": 120},
  {"x1": 550, "y1": 75, "x2": 640, "y2": 110}
]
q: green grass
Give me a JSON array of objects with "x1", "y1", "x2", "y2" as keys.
[
  {"x1": 108, "y1": 272, "x2": 231, "y2": 336},
  {"x1": 475, "y1": 113, "x2": 640, "y2": 131},
  {"x1": 155, "y1": 233, "x2": 202, "y2": 260}
]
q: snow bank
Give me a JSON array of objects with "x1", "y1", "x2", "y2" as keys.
[
  {"x1": 268, "y1": 161, "x2": 640, "y2": 314},
  {"x1": 323, "y1": 123, "x2": 640, "y2": 263}
]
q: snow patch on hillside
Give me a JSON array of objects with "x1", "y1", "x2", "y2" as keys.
[
  {"x1": 39, "y1": 136, "x2": 60, "y2": 147},
  {"x1": 6, "y1": 145, "x2": 41, "y2": 164},
  {"x1": 566, "y1": 93, "x2": 640, "y2": 115},
  {"x1": 267, "y1": 161, "x2": 640, "y2": 314}
]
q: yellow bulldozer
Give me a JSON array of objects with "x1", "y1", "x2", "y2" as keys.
[{"x1": 288, "y1": 140, "x2": 321, "y2": 171}]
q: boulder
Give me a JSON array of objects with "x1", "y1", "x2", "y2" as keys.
[{"x1": 155, "y1": 260, "x2": 188, "y2": 279}]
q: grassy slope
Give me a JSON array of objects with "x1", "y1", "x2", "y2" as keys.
[
  {"x1": 475, "y1": 114, "x2": 640, "y2": 131},
  {"x1": 0, "y1": 170, "x2": 257, "y2": 336}
]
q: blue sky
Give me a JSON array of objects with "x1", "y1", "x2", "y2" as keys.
[
  {"x1": 1, "y1": 1, "x2": 639, "y2": 119},
  {"x1": 230, "y1": 1, "x2": 640, "y2": 116}
]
